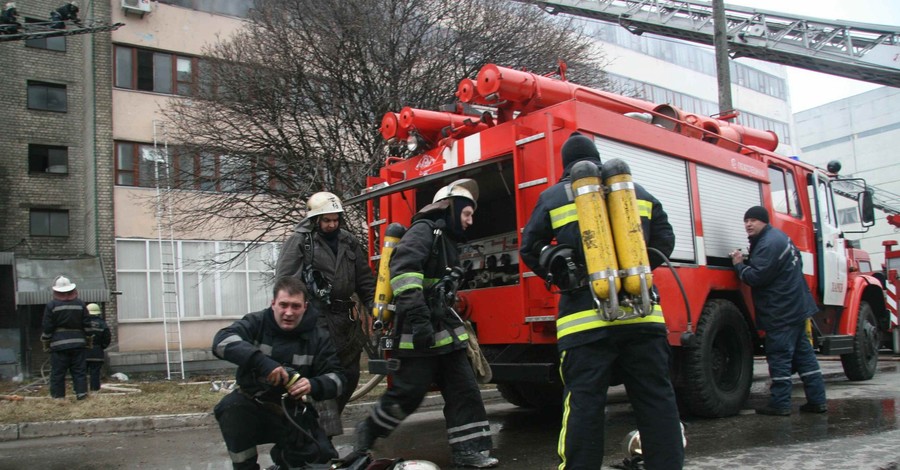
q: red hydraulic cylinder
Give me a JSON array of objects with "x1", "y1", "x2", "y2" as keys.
[
  {"x1": 474, "y1": 63, "x2": 655, "y2": 114},
  {"x1": 398, "y1": 106, "x2": 488, "y2": 139},
  {"x1": 379, "y1": 112, "x2": 408, "y2": 143},
  {"x1": 456, "y1": 78, "x2": 490, "y2": 105}
]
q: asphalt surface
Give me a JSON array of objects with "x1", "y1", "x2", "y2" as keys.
[{"x1": 0, "y1": 357, "x2": 874, "y2": 442}]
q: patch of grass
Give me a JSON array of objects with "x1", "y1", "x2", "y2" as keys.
[{"x1": 0, "y1": 377, "x2": 231, "y2": 424}]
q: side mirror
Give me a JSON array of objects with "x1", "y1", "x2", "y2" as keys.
[{"x1": 860, "y1": 189, "x2": 875, "y2": 227}]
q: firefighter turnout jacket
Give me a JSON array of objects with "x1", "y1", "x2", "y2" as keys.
[
  {"x1": 212, "y1": 304, "x2": 345, "y2": 403},
  {"x1": 520, "y1": 167, "x2": 675, "y2": 350},
  {"x1": 389, "y1": 219, "x2": 469, "y2": 356},
  {"x1": 41, "y1": 299, "x2": 90, "y2": 351}
]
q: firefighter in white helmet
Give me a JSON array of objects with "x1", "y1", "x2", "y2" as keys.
[
  {"x1": 519, "y1": 132, "x2": 683, "y2": 469},
  {"x1": 354, "y1": 179, "x2": 499, "y2": 468},
  {"x1": 41, "y1": 275, "x2": 91, "y2": 400},
  {"x1": 84, "y1": 303, "x2": 111, "y2": 392},
  {"x1": 275, "y1": 191, "x2": 375, "y2": 433}
]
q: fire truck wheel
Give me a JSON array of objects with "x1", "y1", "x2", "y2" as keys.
[
  {"x1": 497, "y1": 383, "x2": 533, "y2": 408},
  {"x1": 680, "y1": 299, "x2": 753, "y2": 418},
  {"x1": 498, "y1": 382, "x2": 563, "y2": 409},
  {"x1": 840, "y1": 301, "x2": 879, "y2": 381}
]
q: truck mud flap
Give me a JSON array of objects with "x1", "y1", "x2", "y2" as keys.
[{"x1": 820, "y1": 335, "x2": 854, "y2": 355}]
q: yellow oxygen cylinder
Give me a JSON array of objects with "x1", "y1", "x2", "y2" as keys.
[
  {"x1": 603, "y1": 158, "x2": 652, "y2": 297},
  {"x1": 372, "y1": 223, "x2": 407, "y2": 329},
  {"x1": 571, "y1": 160, "x2": 620, "y2": 300}
]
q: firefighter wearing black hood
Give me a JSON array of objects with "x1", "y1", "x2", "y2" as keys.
[
  {"x1": 212, "y1": 277, "x2": 346, "y2": 469},
  {"x1": 520, "y1": 132, "x2": 683, "y2": 470},
  {"x1": 354, "y1": 179, "x2": 499, "y2": 469},
  {"x1": 275, "y1": 191, "x2": 375, "y2": 431}
]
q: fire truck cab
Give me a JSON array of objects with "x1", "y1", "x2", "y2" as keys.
[{"x1": 351, "y1": 64, "x2": 891, "y2": 418}]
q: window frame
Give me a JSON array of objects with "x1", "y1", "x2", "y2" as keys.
[
  {"x1": 30, "y1": 209, "x2": 70, "y2": 237},
  {"x1": 24, "y1": 17, "x2": 66, "y2": 51},
  {"x1": 28, "y1": 144, "x2": 69, "y2": 175},
  {"x1": 26, "y1": 81, "x2": 67, "y2": 112},
  {"x1": 114, "y1": 44, "x2": 199, "y2": 96}
]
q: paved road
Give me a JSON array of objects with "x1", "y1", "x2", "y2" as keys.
[{"x1": 2, "y1": 357, "x2": 900, "y2": 469}]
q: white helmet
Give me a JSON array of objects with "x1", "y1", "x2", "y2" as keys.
[
  {"x1": 305, "y1": 192, "x2": 344, "y2": 219},
  {"x1": 87, "y1": 303, "x2": 102, "y2": 315},
  {"x1": 394, "y1": 461, "x2": 441, "y2": 470},
  {"x1": 432, "y1": 178, "x2": 478, "y2": 209},
  {"x1": 52, "y1": 275, "x2": 76, "y2": 293}
]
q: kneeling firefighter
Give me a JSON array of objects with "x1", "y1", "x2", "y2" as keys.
[
  {"x1": 520, "y1": 132, "x2": 684, "y2": 470},
  {"x1": 354, "y1": 179, "x2": 499, "y2": 469}
]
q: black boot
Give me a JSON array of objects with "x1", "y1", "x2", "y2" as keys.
[
  {"x1": 452, "y1": 450, "x2": 499, "y2": 468},
  {"x1": 354, "y1": 420, "x2": 378, "y2": 453}
]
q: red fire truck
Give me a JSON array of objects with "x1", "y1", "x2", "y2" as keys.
[{"x1": 349, "y1": 64, "x2": 892, "y2": 418}]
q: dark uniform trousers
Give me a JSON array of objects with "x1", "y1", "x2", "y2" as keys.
[
  {"x1": 50, "y1": 348, "x2": 87, "y2": 399},
  {"x1": 214, "y1": 391, "x2": 337, "y2": 470},
  {"x1": 363, "y1": 349, "x2": 492, "y2": 454},
  {"x1": 764, "y1": 321, "x2": 825, "y2": 410},
  {"x1": 559, "y1": 329, "x2": 684, "y2": 470},
  {"x1": 313, "y1": 298, "x2": 361, "y2": 414}
]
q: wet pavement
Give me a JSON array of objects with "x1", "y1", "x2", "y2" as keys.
[{"x1": 2, "y1": 357, "x2": 900, "y2": 469}]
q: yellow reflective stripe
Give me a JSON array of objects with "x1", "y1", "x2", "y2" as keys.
[
  {"x1": 398, "y1": 326, "x2": 469, "y2": 349},
  {"x1": 556, "y1": 306, "x2": 665, "y2": 339},
  {"x1": 558, "y1": 389, "x2": 571, "y2": 469},
  {"x1": 550, "y1": 203, "x2": 578, "y2": 229},
  {"x1": 391, "y1": 272, "x2": 423, "y2": 294},
  {"x1": 423, "y1": 277, "x2": 439, "y2": 288},
  {"x1": 637, "y1": 199, "x2": 653, "y2": 219}
]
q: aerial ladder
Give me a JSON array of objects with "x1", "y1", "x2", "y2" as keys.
[
  {"x1": 517, "y1": 0, "x2": 900, "y2": 87},
  {"x1": 0, "y1": 19, "x2": 123, "y2": 43}
]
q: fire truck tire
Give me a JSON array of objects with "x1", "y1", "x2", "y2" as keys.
[
  {"x1": 840, "y1": 301, "x2": 879, "y2": 381},
  {"x1": 497, "y1": 383, "x2": 533, "y2": 408},
  {"x1": 680, "y1": 299, "x2": 753, "y2": 418}
]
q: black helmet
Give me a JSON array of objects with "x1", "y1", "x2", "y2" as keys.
[{"x1": 538, "y1": 244, "x2": 585, "y2": 291}]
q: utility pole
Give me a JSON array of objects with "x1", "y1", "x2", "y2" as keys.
[{"x1": 712, "y1": 0, "x2": 733, "y2": 115}]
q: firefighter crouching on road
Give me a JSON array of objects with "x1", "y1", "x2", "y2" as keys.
[
  {"x1": 354, "y1": 179, "x2": 499, "y2": 469},
  {"x1": 731, "y1": 206, "x2": 827, "y2": 416},
  {"x1": 275, "y1": 191, "x2": 376, "y2": 434},
  {"x1": 41, "y1": 275, "x2": 92, "y2": 400},
  {"x1": 84, "y1": 303, "x2": 111, "y2": 392},
  {"x1": 212, "y1": 277, "x2": 346, "y2": 469},
  {"x1": 519, "y1": 132, "x2": 684, "y2": 470}
]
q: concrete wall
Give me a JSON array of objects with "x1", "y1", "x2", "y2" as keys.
[{"x1": 794, "y1": 87, "x2": 900, "y2": 268}]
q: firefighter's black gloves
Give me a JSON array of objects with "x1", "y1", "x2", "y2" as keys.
[
  {"x1": 85, "y1": 335, "x2": 94, "y2": 349},
  {"x1": 409, "y1": 311, "x2": 435, "y2": 349},
  {"x1": 41, "y1": 338, "x2": 51, "y2": 353}
]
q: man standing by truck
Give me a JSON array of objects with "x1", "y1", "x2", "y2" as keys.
[
  {"x1": 731, "y1": 205, "x2": 827, "y2": 416},
  {"x1": 520, "y1": 132, "x2": 683, "y2": 470}
]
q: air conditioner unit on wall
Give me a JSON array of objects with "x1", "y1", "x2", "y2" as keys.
[{"x1": 122, "y1": 0, "x2": 152, "y2": 17}]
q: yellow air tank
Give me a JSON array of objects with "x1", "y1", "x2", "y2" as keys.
[
  {"x1": 571, "y1": 160, "x2": 620, "y2": 300},
  {"x1": 372, "y1": 223, "x2": 407, "y2": 329},
  {"x1": 602, "y1": 158, "x2": 652, "y2": 297}
]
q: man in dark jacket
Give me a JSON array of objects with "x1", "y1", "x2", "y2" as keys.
[
  {"x1": 275, "y1": 191, "x2": 375, "y2": 423},
  {"x1": 84, "y1": 303, "x2": 111, "y2": 392},
  {"x1": 731, "y1": 205, "x2": 827, "y2": 415},
  {"x1": 41, "y1": 275, "x2": 91, "y2": 400},
  {"x1": 519, "y1": 132, "x2": 683, "y2": 470},
  {"x1": 49, "y1": 1, "x2": 80, "y2": 29},
  {"x1": 0, "y1": 3, "x2": 21, "y2": 34},
  {"x1": 212, "y1": 277, "x2": 346, "y2": 469},
  {"x1": 354, "y1": 179, "x2": 499, "y2": 468}
]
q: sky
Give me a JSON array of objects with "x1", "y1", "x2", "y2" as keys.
[{"x1": 726, "y1": 0, "x2": 900, "y2": 111}]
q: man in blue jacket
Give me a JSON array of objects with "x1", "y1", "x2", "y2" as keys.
[
  {"x1": 731, "y1": 205, "x2": 827, "y2": 416},
  {"x1": 41, "y1": 275, "x2": 91, "y2": 400},
  {"x1": 212, "y1": 276, "x2": 346, "y2": 469}
]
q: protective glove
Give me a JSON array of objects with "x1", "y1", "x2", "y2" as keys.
[
  {"x1": 408, "y1": 310, "x2": 434, "y2": 349},
  {"x1": 85, "y1": 335, "x2": 94, "y2": 349},
  {"x1": 41, "y1": 339, "x2": 51, "y2": 353}
]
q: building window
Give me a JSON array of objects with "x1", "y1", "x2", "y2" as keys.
[
  {"x1": 24, "y1": 18, "x2": 66, "y2": 51},
  {"x1": 115, "y1": 239, "x2": 276, "y2": 320},
  {"x1": 30, "y1": 210, "x2": 69, "y2": 237},
  {"x1": 768, "y1": 167, "x2": 801, "y2": 218},
  {"x1": 28, "y1": 144, "x2": 69, "y2": 174},
  {"x1": 114, "y1": 45, "x2": 197, "y2": 96},
  {"x1": 116, "y1": 141, "x2": 162, "y2": 187},
  {"x1": 27, "y1": 81, "x2": 67, "y2": 112}
]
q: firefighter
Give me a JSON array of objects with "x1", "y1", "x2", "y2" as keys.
[
  {"x1": 212, "y1": 277, "x2": 346, "y2": 469},
  {"x1": 50, "y1": 1, "x2": 80, "y2": 29},
  {"x1": 41, "y1": 275, "x2": 91, "y2": 400},
  {"x1": 84, "y1": 303, "x2": 111, "y2": 392},
  {"x1": 0, "y1": 3, "x2": 21, "y2": 34},
  {"x1": 354, "y1": 179, "x2": 499, "y2": 469},
  {"x1": 275, "y1": 191, "x2": 375, "y2": 430},
  {"x1": 519, "y1": 132, "x2": 683, "y2": 470},
  {"x1": 731, "y1": 206, "x2": 827, "y2": 415}
]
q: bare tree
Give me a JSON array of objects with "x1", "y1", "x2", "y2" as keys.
[{"x1": 160, "y1": 0, "x2": 610, "y2": 254}]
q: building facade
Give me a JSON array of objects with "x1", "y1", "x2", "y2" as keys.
[
  {"x1": 0, "y1": 0, "x2": 115, "y2": 378},
  {"x1": 794, "y1": 87, "x2": 900, "y2": 268}
]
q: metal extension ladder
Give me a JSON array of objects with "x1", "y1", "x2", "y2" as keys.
[{"x1": 152, "y1": 121, "x2": 185, "y2": 380}]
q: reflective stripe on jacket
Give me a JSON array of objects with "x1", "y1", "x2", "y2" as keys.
[{"x1": 41, "y1": 299, "x2": 89, "y2": 351}]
